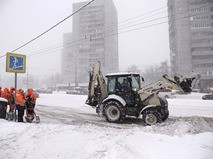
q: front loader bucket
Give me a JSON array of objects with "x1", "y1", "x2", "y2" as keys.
[{"x1": 85, "y1": 97, "x2": 98, "y2": 106}]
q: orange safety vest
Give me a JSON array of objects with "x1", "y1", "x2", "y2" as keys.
[
  {"x1": 2, "y1": 88, "x2": 9, "y2": 100},
  {"x1": 26, "y1": 88, "x2": 37, "y2": 104},
  {"x1": 16, "y1": 93, "x2": 25, "y2": 107}
]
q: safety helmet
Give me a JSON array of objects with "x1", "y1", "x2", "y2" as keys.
[
  {"x1": 4, "y1": 87, "x2": 9, "y2": 92},
  {"x1": 10, "y1": 87, "x2": 15, "y2": 91},
  {"x1": 28, "y1": 88, "x2": 34, "y2": 93}
]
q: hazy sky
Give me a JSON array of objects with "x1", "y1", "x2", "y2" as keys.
[{"x1": 0, "y1": 0, "x2": 169, "y2": 78}]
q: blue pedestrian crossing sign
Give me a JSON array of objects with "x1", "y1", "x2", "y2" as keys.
[{"x1": 6, "y1": 53, "x2": 26, "y2": 73}]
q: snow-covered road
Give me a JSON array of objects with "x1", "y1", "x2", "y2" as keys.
[{"x1": 0, "y1": 92, "x2": 213, "y2": 159}]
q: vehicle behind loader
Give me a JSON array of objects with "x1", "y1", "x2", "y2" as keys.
[{"x1": 86, "y1": 61, "x2": 200, "y2": 125}]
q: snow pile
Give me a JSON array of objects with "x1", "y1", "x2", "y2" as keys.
[
  {"x1": 144, "y1": 116, "x2": 213, "y2": 136},
  {"x1": 181, "y1": 116, "x2": 213, "y2": 134},
  {"x1": 1, "y1": 119, "x2": 213, "y2": 159},
  {"x1": 1, "y1": 93, "x2": 213, "y2": 159}
]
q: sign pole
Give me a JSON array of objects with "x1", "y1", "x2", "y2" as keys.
[
  {"x1": 5, "y1": 52, "x2": 26, "y2": 122},
  {"x1": 14, "y1": 73, "x2": 17, "y2": 121}
]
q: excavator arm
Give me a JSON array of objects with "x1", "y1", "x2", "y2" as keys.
[
  {"x1": 85, "y1": 61, "x2": 108, "y2": 106},
  {"x1": 141, "y1": 72, "x2": 201, "y2": 93}
]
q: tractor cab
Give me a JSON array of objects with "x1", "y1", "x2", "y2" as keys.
[{"x1": 106, "y1": 73, "x2": 141, "y2": 106}]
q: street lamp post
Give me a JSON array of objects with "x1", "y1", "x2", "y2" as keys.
[
  {"x1": 70, "y1": 54, "x2": 78, "y2": 87},
  {"x1": 73, "y1": 56, "x2": 78, "y2": 87}
]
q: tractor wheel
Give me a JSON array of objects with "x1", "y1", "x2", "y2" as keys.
[
  {"x1": 161, "y1": 110, "x2": 169, "y2": 121},
  {"x1": 104, "y1": 101, "x2": 123, "y2": 123},
  {"x1": 142, "y1": 108, "x2": 159, "y2": 125}
]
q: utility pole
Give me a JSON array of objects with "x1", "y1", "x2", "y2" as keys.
[
  {"x1": 51, "y1": 73, "x2": 54, "y2": 91},
  {"x1": 26, "y1": 68, "x2": 29, "y2": 89},
  {"x1": 70, "y1": 54, "x2": 78, "y2": 87},
  {"x1": 74, "y1": 57, "x2": 78, "y2": 87}
]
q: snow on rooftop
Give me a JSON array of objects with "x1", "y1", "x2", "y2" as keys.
[{"x1": 106, "y1": 72, "x2": 140, "y2": 76}]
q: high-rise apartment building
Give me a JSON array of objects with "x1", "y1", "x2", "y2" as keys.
[
  {"x1": 62, "y1": 0, "x2": 118, "y2": 84},
  {"x1": 168, "y1": 0, "x2": 213, "y2": 86}
]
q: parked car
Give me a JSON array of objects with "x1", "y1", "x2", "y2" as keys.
[
  {"x1": 202, "y1": 93, "x2": 213, "y2": 100},
  {"x1": 66, "y1": 89, "x2": 78, "y2": 94},
  {"x1": 158, "y1": 89, "x2": 176, "y2": 99},
  {"x1": 36, "y1": 88, "x2": 52, "y2": 94},
  {"x1": 66, "y1": 87, "x2": 88, "y2": 95}
]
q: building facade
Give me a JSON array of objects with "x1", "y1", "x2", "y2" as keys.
[
  {"x1": 168, "y1": 0, "x2": 213, "y2": 87},
  {"x1": 62, "y1": 0, "x2": 118, "y2": 85}
]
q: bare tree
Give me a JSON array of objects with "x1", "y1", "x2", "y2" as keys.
[
  {"x1": 128, "y1": 65, "x2": 141, "y2": 74},
  {"x1": 142, "y1": 61, "x2": 169, "y2": 84}
]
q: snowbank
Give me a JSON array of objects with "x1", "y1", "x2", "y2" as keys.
[{"x1": 1, "y1": 93, "x2": 213, "y2": 159}]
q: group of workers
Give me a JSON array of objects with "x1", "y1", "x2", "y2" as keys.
[{"x1": 0, "y1": 86, "x2": 37, "y2": 122}]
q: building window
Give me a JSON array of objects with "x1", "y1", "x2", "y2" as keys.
[
  {"x1": 192, "y1": 55, "x2": 213, "y2": 60},
  {"x1": 192, "y1": 46, "x2": 213, "y2": 51},
  {"x1": 190, "y1": 7, "x2": 210, "y2": 13},
  {"x1": 191, "y1": 39, "x2": 213, "y2": 44},
  {"x1": 192, "y1": 31, "x2": 213, "y2": 36},
  {"x1": 193, "y1": 63, "x2": 213, "y2": 68},
  {"x1": 191, "y1": 15, "x2": 211, "y2": 20},
  {"x1": 191, "y1": 23, "x2": 211, "y2": 29}
]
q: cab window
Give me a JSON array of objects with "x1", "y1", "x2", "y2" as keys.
[{"x1": 107, "y1": 77, "x2": 116, "y2": 93}]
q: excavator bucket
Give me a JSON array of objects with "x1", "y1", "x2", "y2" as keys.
[
  {"x1": 142, "y1": 72, "x2": 201, "y2": 94},
  {"x1": 163, "y1": 73, "x2": 201, "y2": 93}
]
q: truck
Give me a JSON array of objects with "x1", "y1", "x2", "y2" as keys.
[{"x1": 86, "y1": 61, "x2": 200, "y2": 125}]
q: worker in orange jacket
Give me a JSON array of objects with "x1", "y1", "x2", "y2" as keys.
[
  {"x1": 8, "y1": 87, "x2": 15, "y2": 112},
  {"x1": 0, "y1": 86, "x2": 3, "y2": 97},
  {"x1": 2, "y1": 88, "x2": 9, "y2": 111},
  {"x1": 16, "y1": 89, "x2": 26, "y2": 122},
  {"x1": 2, "y1": 87, "x2": 9, "y2": 99},
  {"x1": 25, "y1": 88, "x2": 37, "y2": 121},
  {"x1": 26, "y1": 88, "x2": 37, "y2": 107}
]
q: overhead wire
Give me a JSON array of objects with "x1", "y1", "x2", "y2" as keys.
[
  {"x1": 28, "y1": 38, "x2": 87, "y2": 57},
  {"x1": 27, "y1": 7, "x2": 170, "y2": 58},
  {"x1": 27, "y1": 5, "x2": 168, "y2": 57},
  {"x1": 23, "y1": 6, "x2": 168, "y2": 59},
  {"x1": 30, "y1": 3, "x2": 208, "y2": 57},
  {"x1": 93, "y1": 2, "x2": 193, "y2": 36},
  {"x1": 105, "y1": 4, "x2": 211, "y2": 36},
  {"x1": 12, "y1": 0, "x2": 94, "y2": 53},
  {"x1": 0, "y1": 3, "x2": 211, "y2": 63},
  {"x1": 118, "y1": 6, "x2": 167, "y2": 24},
  {"x1": 28, "y1": 4, "x2": 211, "y2": 60},
  {"x1": 0, "y1": 0, "x2": 94, "y2": 59}
]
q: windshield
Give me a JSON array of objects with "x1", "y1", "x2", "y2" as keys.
[
  {"x1": 131, "y1": 75, "x2": 140, "y2": 90},
  {"x1": 107, "y1": 77, "x2": 116, "y2": 93},
  {"x1": 107, "y1": 74, "x2": 140, "y2": 93}
]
